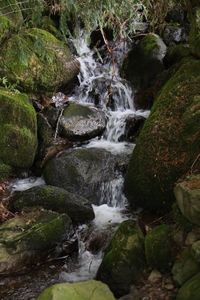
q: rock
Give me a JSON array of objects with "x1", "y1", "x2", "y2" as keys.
[
  {"x1": 145, "y1": 224, "x2": 173, "y2": 271},
  {"x1": 0, "y1": 0, "x2": 23, "y2": 26},
  {"x1": 0, "y1": 209, "x2": 71, "y2": 274},
  {"x1": 148, "y1": 270, "x2": 162, "y2": 283},
  {"x1": 185, "y1": 229, "x2": 200, "y2": 246},
  {"x1": 172, "y1": 249, "x2": 199, "y2": 285},
  {"x1": 191, "y1": 240, "x2": 200, "y2": 262},
  {"x1": 0, "y1": 16, "x2": 13, "y2": 44},
  {"x1": 0, "y1": 88, "x2": 37, "y2": 168},
  {"x1": 175, "y1": 174, "x2": 200, "y2": 226},
  {"x1": 172, "y1": 203, "x2": 194, "y2": 233},
  {"x1": 165, "y1": 7, "x2": 186, "y2": 24},
  {"x1": 0, "y1": 161, "x2": 13, "y2": 182},
  {"x1": 164, "y1": 44, "x2": 191, "y2": 67},
  {"x1": 96, "y1": 220, "x2": 145, "y2": 297},
  {"x1": 124, "y1": 115, "x2": 145, "y2": 142},
  {"x1": 37, "y1": 280, "x2": 116, "y2": 300},
  {"x1": 10, "y1": 185, "x2": 94, "y2": 224},
  {"x1": 124, "y1": 59, "x2": 200, "y2": 212},
  {"x1": 60, "y1": 102, "x2": 106, "y2": 141},
  {"x1": 176, "y1": 273, "x2": 200, "y2": 300},
  {"x1": 189, "y1": 7, "x2": 200, "y2": 58},
  {"x1": 0, "y1": 28, "x2": 80, "y2": 94},
  {"x1": 163, "y1": 24, "x2": 187, "y2": 46},
  {"x1": 43, "y1": 147, "x2": 126, "y2": 204},
  {"x1": 122, "y1": 33, "x2": 166, "y2": 91}
]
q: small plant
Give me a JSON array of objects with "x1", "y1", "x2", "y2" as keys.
[{"x1": 0, "y1": 77, "x2": 19, "y2": 93}]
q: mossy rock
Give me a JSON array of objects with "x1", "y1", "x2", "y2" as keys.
[
  {"x1": 189, "y1": 7, "x2": 200, "y2": 58},
  {"x1": 0, "y1": 161, "x2": 13, "y2": 182},
  {"x1": 10, "y1": 185, "x2": 95, "y2": 224},
  {"x1": 0, "y1": 28, "x2": 79, "y2": 94},
  {"x1": 97, "y1": 220, "x2": 145, "y2": 297},
  {"x1": 176, "y1": 273, "x2": 200, "y2": 300},
  {"x1": 0, "y1": 15, "x2": 13, "y2": 44},
  {"x1": 122, "y1": 33, "x2": 166, "y2": 91},
  {"x1": 0, "y1": 209, "x2": 71, "y2": 274},
  {"x1": 124, "y1": 58, "x2": 200, "y2": 212},
  {"x1": 172, "y1": 248, "x2": 199, "y2": 285},
  {"x1": 172, "y1": 203, "x2": 194, "y2": 232},
  {"x1": 0, "y1": 88, "x2": 37, "y2": 168},
  {"x1": 175, "y1": 174, "x2": 200, "y2": 226},
  {"x1": 37, "y1": 280, "x2": 116, "y2": 300},
  {"x1": 191, "y1": 240, "x2": 200, "y2": 262},
  {"x1": 0, "y1": 0, "x2": 23, "y2": 26},
  {"x1": 145, "y1": 224, "x2": 173, "y2": 271},
  {"x1": 164, "y1": 44, "x2": 191, "y2": 67}
]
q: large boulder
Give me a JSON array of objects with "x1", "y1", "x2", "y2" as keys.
[
  {"x1": 60, "y1": 102, "x2": 106, "y2": 141},
  {"x1": 37, "y1": 280, "x2": 116, "y2": 300},
  {"x1": 0, "y1": 28, "x2": 80, "y2": 94},
  {"x1": 175, "y1": 175, "x2": 200, "y2": 226},
  {"x1": 97, "y1": 220, "x2": 145, "y2": 297},
  {"x1": 0, "y1": 88, "x2": 37, "y2": 168},
  {"x1": 0, "y1": 209, "x2": 71, "y2": 274},
  {"x1": 189, "y1": 7, "x2": 200, "y2": 58},
  {"x1": 124, "y1": 58, "x2": 200, "y2": 212},
  {"x1": 43, "y1": 147, "x2": 127, "y2": 204},
  {"x1": 176, "y1": 273, "x2": 200, "y2": 300},
  {"x1": 145, "y1": 224, "x2": 173, "y2": 271},
  {"x1": 10, "y1": 185, "x2": 95, "y2": 224},
  {"x1": 122, "y1": 33, "x2": 166, "y2": 91}
]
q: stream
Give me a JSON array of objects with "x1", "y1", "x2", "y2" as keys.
[{"x1": 1, "y1": 33, "x2": 149, "y2": 300}]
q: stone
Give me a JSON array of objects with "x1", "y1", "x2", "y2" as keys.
[
  {"x1": 43, "y1": 147, "x2": 128, "y2": 204},
  {"x1": 191, "y1": 240, "x2": 200, "y2": 262},
  {"x1": 0, "y1": 209, "x2": 71, "y2": 274},
  {"x1": 148, "y1": 270, "x2": 162, "y2": 283},
  {"x1": 176, "y1": 273, "x2": 200, "y2": 300},
  {"x1": 175, "y1": 174, "x2": 200, "y2": 226},
  {"x1": 97, "y1": 220, "x2": 145, "y2": 297},
  {"x1": 0, "y1": 28, "x2": 80, "y2": 94},
  {"x1": 164, "y1": 44, "x2": 191, "y2": 67},
  {"x1": 0, "y1": 88, "x2": 37, "y2": 168},
  {"x1": 37, "y1": 280, "x2": 116, "y2": 300},
  {"x1": 145, "y1": 225, "x2": 173, "y2": 271},
  {"x1": 172, "y1": 249, "x2": 199, "y2": 285},
  {"x1": 10, "y1": 185, "x2": 95, "y2": 224},
  {"x1": 163, "y1": 25, "x2": 187, "y2": 46},
  {"x1": 124, "y1": 59, "x2": 200, "y2": 212},
  {"x1": 60, "y1": 102, "x2": 106, "y2": 141}
]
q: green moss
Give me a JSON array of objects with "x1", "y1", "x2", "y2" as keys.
[
  {"x1": 139, "y1": 34, "x2": 160, "y2": 57},
  {"x1": 164, "y1": 44, "x2": 191, "y2": 67},
  {"x1": 97, "y1": 220, "x2": 145, "y2": 297},
  {"x1": 189, "y1": 7, "x2": 200, "y2": 58},
  {"x1": 0, "y1": 28, "x2": 79, "y2": 94},
  {"x1": 0, "y1": 16, "x2": 13, "y2": 44},
  {"x1": 172, "y1": 203, "x2": 194, "y2": 232},
  {"x1": 0, "y1": 0, "x2": 23, "y2": 25},
  {"x1": 145, "y1": 224, "x2": 173, "y2": 271},
  {"x1": 0, "y1": 161, "x2": 13, "y2": 182},
  {"x1": 124, "y1": 58, "x2": 200, "y2": 212},
  {"x1": 176, "y1": 273, "x2": 200, "y2": 300}
]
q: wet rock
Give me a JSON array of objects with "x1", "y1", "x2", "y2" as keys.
[
  {"x1": 0, "y1": 209, "x2": 71, "y2": 275},
  {"x1": 175, "y1": 174, "x2": 200, "y2": 226},
  {"x1": 0, "y1": 89, "x2": 37, "y2": 169},
  {"x1": 124, "y1": 115, "x2": 145, "y2": 142},
  {"x1": 163, "y1": 25, "x2": 187, "y2": 45},
  {"x1": 122, "y1": 33, "x2": 167, "y2": 91},
  {"x1": 189, "y1": 7, "x2": 200, "y2": 58},
  {"x1": 43, "y1": 147, "x2": 127, "y2": 204},
  {"x1": 176, "y1": 272, "x2": 200, "y2": 300},
  {"x1": 172, "y1": 249, "x2": 199, "y2": 285},
  {"x1": 124, "y1": 59, "x2": 200, "y2": 212},
  {"x1": 97, "y1": 220, "x2": 145, "y2": 297},
  {"x1": 10, "y1": 185, "x2": 94, "y2": 224},
  {"x1": 60, "y1": 102, "x2": 106, "y2": 141},
  {"x1": 37, "y1": 280, "x2": 116, "y2": 300},
  {"x1": 0, "y1": 28, "x2": 80, "y2": 94},
  {"x1": 145, "y1": 225, "x2": 173, "y2": 271}
]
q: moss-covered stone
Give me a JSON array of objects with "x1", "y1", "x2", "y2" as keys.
[
  {"x1": 175, "y1": 175, "x2": 200, "y2": 226},
  {"x1": 172, "y1": 248, "x2": 199, "y2": 285},
  {"x1": 189, "y1": 7, "x2": 200, "y2": 58},
  {"x1": 0, "y1": 0, "x2": 23, "y2": 26},
  {"x1": 0, "y1": 161, "x2": 13, "y2": 182},
  {"x1": 164, "y1": 44, "x2": 191, "y2": 67},
  {"x1": 0, "y1": 15, "x2": 13, "y2": 44},
  {"x1": 0, "y1": 28, "x2": 79, "y2": 94},
  {"x1": 37, "y1": 280, "x2": 116, "y2": 300},
  {"x1": 97, "y1": 220, "x2": 145, "y2": 297},
  {"x1": 124, "y1": 58, "x2": 200, "y2": 212},
  {"x1": 122, "y1": 33, "x2": 166, "y2": 91},
  {"x1": 172, "y1": 203, "x2": 194, "y2": 232},
  {"x1": 145, "y1": 224, "x2": 173, "y2": 271},
  {"x1": 0, "y1": 88, "x2": 37, "y2": 168},
  {"x1": 0, "y1": 209, "x2": 71, "y2": 274},
  {"x1": 176, "y1": 273, "x2": 200, "y2": 300},
  {"x1": 191, "y1": 240, "x2": 200, "y2": 262},
  {"x1": 10, "y1": 185, "x2": 95, "y2": 224}
]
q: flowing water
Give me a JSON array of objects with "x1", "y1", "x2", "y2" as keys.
[{"x1": 2, "y1": 33, "x2": 149, "y2": 299}]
